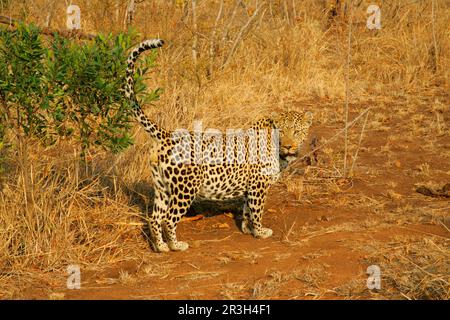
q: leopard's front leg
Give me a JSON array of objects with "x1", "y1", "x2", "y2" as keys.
[{"x1": 243, "y1": 182, "x2": 273, "y2": 239}]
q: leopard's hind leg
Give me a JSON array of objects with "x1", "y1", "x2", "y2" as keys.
[
  {"x1": 148, "y1": 188, "x2": 170, "y2": 252},
  {"x1": 147, "y1": 165, "x2": 170, "y2": 253},
  {"x1": 163, "y1": 167, "x2": 200, "y2": 251},
  {"x1": 163, "y1": 187, "x2": 198, "y2": 252}
]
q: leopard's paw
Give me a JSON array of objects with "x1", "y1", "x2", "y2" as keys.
[
  {"x1": 253, "y1": 227, "x2": 273, "y2": 239},
  {"x1": 153, "y1": 242, "x2": 170, "y2": 253},
  {"x1": 169, "y1": 241, "x2": 189, "y2": 251}
]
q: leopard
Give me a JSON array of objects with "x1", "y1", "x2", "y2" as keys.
[{"x1": 124, "y1": 39, "x2": 313, "y2": 252}]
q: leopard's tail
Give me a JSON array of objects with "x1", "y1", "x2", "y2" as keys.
[{"x1": 125, "y1": 39, "x2": 164, "y2": 139}]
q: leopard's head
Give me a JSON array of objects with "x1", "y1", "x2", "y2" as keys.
[{"x1": 272, "y1": 111, "x2": 313, "y2": 167}]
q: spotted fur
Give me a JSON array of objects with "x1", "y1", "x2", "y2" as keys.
[{"x1": 125, "y1": 40, "x2": 313, "y2": 252}]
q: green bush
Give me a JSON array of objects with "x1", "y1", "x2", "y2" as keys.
[
  {"x1": 0, "y1": 23, "x2": 47, "y2": 139},
  {"x1": 0, "y1": 23, "x2": 160, "y2": 156}
]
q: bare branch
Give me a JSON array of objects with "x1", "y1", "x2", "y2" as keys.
[
  {"x1": 221, "y1": 0, "x2": 241, "y2": 42},
  {"x1": 221, "y1": 1, "x2": 267, "y2": 69},
  {"x1": 0, "y1": 15, "x2": 96, "y2": 40},
  {"x1": 191, "y1": 0, "x2": 198, "y2": 65},
  {"x1": 343, "y1": 1, "x2": 353, "y2": 178},
  {"x1": 208, "y1": 0, "x2": 224, "y2": 78}
]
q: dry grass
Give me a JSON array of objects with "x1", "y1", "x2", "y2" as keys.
[
  {"x1": 249, "y1": 265, "x2": 331, "y2": 299},
  {"x1": 332, "y1": 232, "x2": 449, "y2": 300},
  {"x1": 294, "y1": 263, "x2": 330, "y2": 289},
  {"x1": 0, "y1": 0, "x2": 449, "y2": 298},
  {"x1": 221, "y1": 281, "x2": 249, "y2": 300},
  {"x1": 0, "y1": 145, "x2": 143, "y2": 267},
  {"x1": 252, "y1": 270, "x2": 286, "y2": 299},
  {"x1": 363, "y1": 237, "x2": 449, "y2": 299}
]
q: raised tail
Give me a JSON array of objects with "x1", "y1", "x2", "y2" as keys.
[{"x1": 125, "y1": 39, "x2": 164, "y2": 139}]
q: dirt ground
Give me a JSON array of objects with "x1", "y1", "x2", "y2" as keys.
[{"x1": 16, "y1": 92, "x2": 449, "y2": 300}]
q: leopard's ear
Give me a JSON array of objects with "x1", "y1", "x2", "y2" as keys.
[
  {"x1": 304, "y1": 111, "x2": 313, "y2": 126},
  {"x1": 270, "y1": 111, "x2": 280, "y2": 121},
  {"x1": 268, "y1": 112, "x2": 281, "y2": 128}
]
